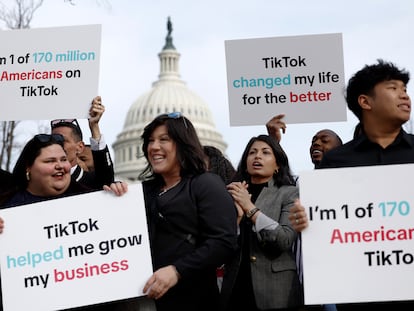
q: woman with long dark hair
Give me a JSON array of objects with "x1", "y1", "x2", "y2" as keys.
[
  {"x1": 139, "y1": 112, "x2": 237, "y2": 311},
  {"x1": 222, "y1": 134, "x2": 302, "y2": 311}
]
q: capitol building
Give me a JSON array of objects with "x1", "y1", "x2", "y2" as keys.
[{"x1": 112, "y1": 19, "x2": 228, "y2": 181}]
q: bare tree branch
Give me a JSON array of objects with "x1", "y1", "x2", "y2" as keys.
[
  {"x1": 0, "y1": 0, "x2": 43, "y2": 170},
  {"x1": 0, "y1": 0, "x2": 44, "y2": 29},
  {"x1": 0, "y1": 120, "x2": 20, "y2": 171},
  {"x1": 63, "y1": 0, "x2": 112, "y2": 10}
]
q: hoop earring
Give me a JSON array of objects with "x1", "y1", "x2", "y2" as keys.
[
  {"x1": 26, "y1": 171, "x2": 30, "y2": 181},
  {"x1": 274, "y1": 168, "x2": 279, "y2": 174}
]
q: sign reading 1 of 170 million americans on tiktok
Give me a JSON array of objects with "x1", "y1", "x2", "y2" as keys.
[
  {"x1": 225, "y1": 33, "x2": 346, "y2": 126},
  {"x1": 0, "y1": 24, "x2": 101, "y2": 121}
]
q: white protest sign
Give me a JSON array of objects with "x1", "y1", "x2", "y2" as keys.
[
  {"x1": 225, "y1": 33, "x2": 346, "y2": 126},
  {"x1": 0, "y1": 24, "x2": 101, "y2": 121},
  {"x1": 299, "y1": 164, "x2": 414, "y2": 305},
  {"x1": 0, "y1": 183, "x2": 153, "y2": 311}
]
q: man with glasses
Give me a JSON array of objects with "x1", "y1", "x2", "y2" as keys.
[{"x1": 51, "y1": 96, "x2": 114, "y2": 190}]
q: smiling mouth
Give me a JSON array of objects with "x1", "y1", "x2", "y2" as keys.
[
  {"x1": 53, "y1": 172, "x2": 65, "y2": 178},
  {"x1": 398, "y1": 103, "x2": 411, "y2": 111},
  {"x1": 311, "y1": 150, "x2": 322, "y2": 156},
  {"x1": 151, "y1": 155, "x2": 165, "y2": 163}
]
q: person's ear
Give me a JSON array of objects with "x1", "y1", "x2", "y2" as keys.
[
  {"x1": 76, "y1": 141, "x2": 85, "y2": 155},
  {"x1": 358, "y1": 94, "x2": 372, "y2": 111}
]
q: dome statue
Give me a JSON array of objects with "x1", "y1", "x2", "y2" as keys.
[{"x1": 112, "y1": 17, "x2": 228, "y2": 181}]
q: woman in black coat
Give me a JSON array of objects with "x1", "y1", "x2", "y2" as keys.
[{"x1": 139, "y1": 112, "x2": 238, "y2": 311}]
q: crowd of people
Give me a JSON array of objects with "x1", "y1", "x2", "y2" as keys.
[{"x1": 0, "y1": 59, "x2": 412, "y2": 310}]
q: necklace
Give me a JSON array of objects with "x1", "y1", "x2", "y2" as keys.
[{"x1": 158, "y1": 180, "x2": 181, "y2": 196}]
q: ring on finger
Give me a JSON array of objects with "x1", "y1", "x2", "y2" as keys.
[{"x1": 295, "y1": 218, "x2": 299, "y2": 224}]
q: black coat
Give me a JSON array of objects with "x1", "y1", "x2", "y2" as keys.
[
  {"x1": 72, "y1": 146, "x2": 114, "y2": 189},
  {"x1": 143, "y1": 173, "x2": 238, "y2": 311},
  {"x1": 2, "y1": 180, "x2": 93, "y2": 208}
]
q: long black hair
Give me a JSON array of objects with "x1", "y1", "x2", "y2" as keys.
[
  {"x1": 13, "y1": 134, "x2": 65, "y2": 190},
  {"x1": 138, "y1": 113, "x2": 206, "y2": 182},
  {"x1": 233, "y1": 135, "x2": 296, "y2": 187}
]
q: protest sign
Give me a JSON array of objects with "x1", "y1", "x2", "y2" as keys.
[
  {"x1": 0, "y1": 24, "x2": 101, "y2": 121},
  {"x1": 0, "y1": 183, "x2": 152, "y2": 311},
  {"x1": 299, "y1": 164, "x2": 414, "y2": 304},
  {"x1": 225, "y1": 33, "x2": 346, "y2": 126}
]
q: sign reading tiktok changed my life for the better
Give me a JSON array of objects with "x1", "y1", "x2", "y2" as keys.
[
  {"x1": 299, "y1": 164, "x2": 414, "y2": 305},
  {"x1": 225, "y1": 33, "x2": 346, "y2": 126},
  {"x1": 0, "y1": 184, "x2": 153, "y2": 311},
  {"x1": 0, "y1": 24, "x2": 101, "y2": 121}
]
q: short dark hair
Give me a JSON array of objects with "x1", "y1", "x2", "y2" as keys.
[
  {"x1": 50, "y1": 119, "x2": 83, "y2": 141},
  {"x1": 346, "y1": 59, "x2": 410, "y2": 120}
]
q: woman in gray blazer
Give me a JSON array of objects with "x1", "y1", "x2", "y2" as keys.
[{"x1": 222, "y1": 135, "x2": 303, "y2": 311}]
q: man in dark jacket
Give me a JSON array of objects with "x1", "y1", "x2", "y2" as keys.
[
  {"x1": 291, "y1": 60, "x2": 414, "y2": 310},
  {"x1": 51, "y1": 96, "x2": 114, "y2": 190}
]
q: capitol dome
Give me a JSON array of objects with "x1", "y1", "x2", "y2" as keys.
[{"x1": 112, "y1": 18, "x2": 228, "y2": 181}]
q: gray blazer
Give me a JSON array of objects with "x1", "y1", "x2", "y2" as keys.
[{"x1": 221, "y1": 179, "x2": 303, "y2": 310}]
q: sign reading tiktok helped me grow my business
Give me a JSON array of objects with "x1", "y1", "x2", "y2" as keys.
[
  {"x1": 0, "y1": 184, "x2": 153, "y2": 311},
  {"x1": 225, "y1": 33, "x2": 346, "y2": 125},
  {"x1": 0, "y1": 24, "x2": 101, "y2": 121}
]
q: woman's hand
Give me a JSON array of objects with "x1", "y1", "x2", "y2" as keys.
[
  {"x1": 233, "y1": 201, "x2": 244, "y2": 225},
  {"x1": 143, "y1": 265, "x2": 180, "y2": 299},
  {"x1": 288, "y1": 199, "x2": 309, "y2": 232},
  {"x1": 103, "y1": 181, "x2": 128, "y2": 196},
  {"x1": 227, "y1": 181, "x2": 255, "y2": 215}
]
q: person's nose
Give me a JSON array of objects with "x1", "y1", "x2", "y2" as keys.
[
  {"x1": 401, "y1": 91, "x2": 410, "y2": 100},
  {"x1": 148, "y1": 140, "x2": 161, "y2": 152},
  {"x1": 312, "y1": 139, "x2": 322, "y2": 148}
]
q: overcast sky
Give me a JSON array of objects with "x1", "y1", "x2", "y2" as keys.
[{"x1": 6, "y1": 0, "x2": 414, "y2": 175}]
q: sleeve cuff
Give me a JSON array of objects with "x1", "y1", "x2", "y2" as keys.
[{"x1": 90, "y1": 134, "x2": 106, "y2": 150}]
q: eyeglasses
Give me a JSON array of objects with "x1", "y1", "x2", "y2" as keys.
[
  {"x1": 165, "y1": 112, "x2": 188, "y2": 129},
  {"x1": 50, "y1": 118, "x2": 80, "y2": 129},
  {"x1": 50, "y1": 118, "x2": 83, "y2": 139},
  {"x1": 34, "y1": 134, "x2": 64, "y2": 143}
]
